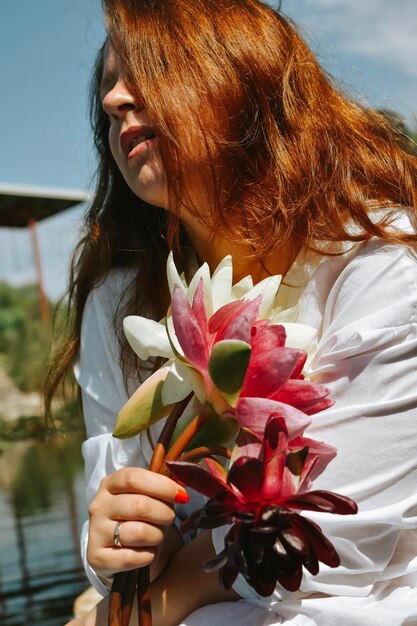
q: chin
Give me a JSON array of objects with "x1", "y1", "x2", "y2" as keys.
[{"x1": 131, "y1": 183, "x2": 168, "y2": 209}]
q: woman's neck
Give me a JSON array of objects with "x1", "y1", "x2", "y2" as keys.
[{"x1": 181, "y1": 216, "x2": 298, "y2": 284}]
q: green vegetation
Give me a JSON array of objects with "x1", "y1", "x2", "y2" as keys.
[
  {"x1": 377, "y1": 109, "x2": 417, "y2": 156},
  {"x1": 0, "y1": 282, "x2": 84, "y2": 441},
  {"x1": 0, "y1": 282, "x2": 53, "y2": 392}
]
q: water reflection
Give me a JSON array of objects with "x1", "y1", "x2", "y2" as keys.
[{"x1": 0, "y1": 434, "x2": 89, "y2": 625}]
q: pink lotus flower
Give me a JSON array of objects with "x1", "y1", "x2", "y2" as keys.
[
  {"x1": 115, "y1": 254, "x2": 322, "y2": 440},
  {"x1": 168, "y1": 280, "x2": 333, "y2": 440},
  {"x1": 168, "y1": 416, "x2": 357, "y2": 595}
]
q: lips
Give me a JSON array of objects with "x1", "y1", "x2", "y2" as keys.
[{"x1": 120, "y1": 125, "x2": 157, "y2": 158}]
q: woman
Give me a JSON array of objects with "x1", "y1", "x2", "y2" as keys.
[{"x1": 49, "y1": 0, "x2": 417, "y2": 624}]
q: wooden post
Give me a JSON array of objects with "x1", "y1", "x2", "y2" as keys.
[{"x1": 28, "y1": 218, "x2": 49, "y2": 325}]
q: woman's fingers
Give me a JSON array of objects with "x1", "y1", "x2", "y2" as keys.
[
  {"x1": 86, "y1": 467, "x2": 189, "y2": 577},
  {"x1": 101, "y1": 467, "x2": 189, "y2": 504},
  {"x1": 102, "y1": 493, "x2": 176, "y2": 525},
  {"x1": 92, "y1": 543, "x2": 158, "y2": 574},
  {"x1": 106, "y1": 519, "x2": 165, "y2": 548}
]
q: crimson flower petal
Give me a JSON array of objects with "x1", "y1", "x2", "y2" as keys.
[
  {"x1": 167, "y1": 460, "x2": 229, "y2": 499},
  {"x1": 304, "y1": 397, "x2": 335, "y2": 415},
  {"x1": 262, "y1": 417, "x2": 288, "y2": 500},
  {"x1": 192, "y1": 278, "x2": 209, "y2": 341},
  {"x1": 227, "y1": 457, "x2": 264, "y2": 501},
  {"x1": 235, "y1": 397, "x2": 311, "y2": 439},
  {"x1": 293, "y1": 516, "x2": 341, "y2": 568},
  {"x1": 277, "y1": 564, "x2": 303, "y2": 592},
  {"x1": 212, "y1": 296, "x2": 262, "y2": 343},
  {"x1": 291, "y1": 351, "x2": 307, "y2": 378},
  {"x1": 208, "y1": 300, "x2": 248, "y2": 335},
  {"x1": 250, "y1": 323, "x2": 287, "y2": 349},
  {"x1": 290, "y1": 436, "x2": 337, "y2": 483},
  {"x1": 269, "y1": 379, "x2": 332, "y2": 412},
  {"x1": 171, "y1": 286, "x2": 208, "y2": 369},
  {"x1": 284, "y1": 490, "x2": 358, "y2": 514},
  {"x1": 240, "y1": 346, "x2": 302, "y2": 399}
]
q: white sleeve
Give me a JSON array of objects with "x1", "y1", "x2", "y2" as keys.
[
  {"x1": 213, "y1": 242, "x2": 417, "y2": 625},
  {"x1": 74, "y1": 272, "x2": 155, "y2": 595}
]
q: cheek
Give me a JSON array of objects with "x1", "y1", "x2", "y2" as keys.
[{"x1": 108, "y1": 123, "x2": 122, "y2": 165}]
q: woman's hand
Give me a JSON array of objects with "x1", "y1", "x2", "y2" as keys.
[{"x1": 86, "y1": 467, "x2": 188, "y2": 581}]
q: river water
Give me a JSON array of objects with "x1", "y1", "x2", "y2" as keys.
[{"x1": 0, "y1": 435, "x2": 90, "y2": 625}]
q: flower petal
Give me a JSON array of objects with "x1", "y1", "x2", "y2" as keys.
[
  {"x1": 167, "y1": 460, "x2": 229, "y2": 498},
  {"x1": 167, "y1": 251, "x2": 187, "y2": 296},
  {"x1": 290, "y1": 436, "x2": 337, "y2": 483},
  {"x1": 243, "y1": 275, "x2": 281, "y2": 318},
  {"x1": 262, "y1": 416, "x2": 288, "y2": 500},
  {"x1": 204, "y1": 457, "x2": 229, "y2": 482},
  {"x1": 231, "y1": 275, "x2": 253, "y2": 299},
  {"x1": 212, "y1": 296, "x2": 262, "y2": 344},
  {"x1": 227, "y1": 457, "x2": 264, "y2": 501},
  {"x1": 192, "y1": 278, "x2": 210, "y2": 340},
  {"x1": 187, "y1": 262, "x2": 213, "y2": 315},
  {"x1": 161, "y1": 361, "x2": 193, "y2": 405},
  {"x1": 113, "y1": 366, "x2": 173, "y2": 438},
  {"x1": 251, "y1": 323, "x2": 286, "y2": 348},
  {"x1": 211, "y1": 255, "x2": 233, "y2": 311},
  {"x1": 285, "y1": 490, "x2": 358, "y2": 515},
  {"x1": 171, "y1": 286, "x2": 208, "y2": 369},
  {"x1": 123, "y1": 316, "x2": 173, "y2": 360},
  {"x1": 281, "y1": 322, "x2": 317, "y2": 353},
  {"x1": 269, "y1": 379, "x2": 332, "y2": 411},
  {"x1": 231, "y1": 428, "x2": 262, "y2": 463},
  {"x1": 293, "y1": 516, "x2": 341, "y2": 568},
  {"x1": 235, "y1": 397, "x2": 311, "y2": 439},
  {"x1": 240, "y1": 347, "x2": 301, "y2": 399}
]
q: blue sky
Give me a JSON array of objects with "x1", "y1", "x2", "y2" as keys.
[{"x1": 1, "y1": 0, "x2": 416, "y2": 300}]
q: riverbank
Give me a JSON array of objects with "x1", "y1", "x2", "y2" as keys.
[{"x1": 0, "y1": 356, "x2": 42, "y2": 421}]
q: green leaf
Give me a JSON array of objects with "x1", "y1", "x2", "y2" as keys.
[
  {"x1": 170, "y1": 396, "x2": 202, "y2": 443},
  {"x1": 183, "y1": 415, "x2": 240, "y2": 452},
  {"x1": 286, "y1": 446, "x2": 309, "y2": 476},
  {"x1": 208, "y1": 340, "x2": 251, "y2": 406},
  {"x1": 113, "y1": 367, "x2": 174, "y2": 439}
]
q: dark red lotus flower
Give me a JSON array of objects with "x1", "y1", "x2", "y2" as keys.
[{"x1": 168, "y1": 416, "x2": 357, "y2": 595}]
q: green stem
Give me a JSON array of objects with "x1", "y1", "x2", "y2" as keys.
[
  {"x1": 159, "y1": 412, "x2": 211, "y2": 475},
  {"x1": 179, "y1": 445, "x2": 231, "y2": 463},
  {"x1": 149, "y1": 394, "x2": 193, "y2": 473}
]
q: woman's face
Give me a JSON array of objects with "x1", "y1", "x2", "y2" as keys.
[{"x1": 100, "y1": 42, "x2": 168, "y2": 208}]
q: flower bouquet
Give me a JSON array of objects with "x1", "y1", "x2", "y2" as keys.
[{"x1": 108, "y1": 253, "x2": 357, "y2": 626}]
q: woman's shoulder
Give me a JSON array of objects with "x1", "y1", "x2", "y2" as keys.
[
  {"x1": 320, "y1": 209, "x2": 417, "y2": 299},
  {"x1": 85, "y1": 267, "x2": 136, "y2": 319}
]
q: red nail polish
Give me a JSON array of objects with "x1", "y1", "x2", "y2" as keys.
[{"x1": 175, "y1": 488, "x2": 190, "y2": 504}]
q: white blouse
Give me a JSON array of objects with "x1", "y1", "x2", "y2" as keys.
[{"x1": 75, "y1": 213, "x2": 417, "y2": 626}]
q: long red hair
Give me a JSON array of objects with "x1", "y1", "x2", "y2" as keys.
[{"x1": 45, "y1": 0, "x2": 417, "y2": 415}]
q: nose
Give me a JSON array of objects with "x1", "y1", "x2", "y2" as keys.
[{"x1": 102, "y1": 78, "x2": 141, "y2": 119}]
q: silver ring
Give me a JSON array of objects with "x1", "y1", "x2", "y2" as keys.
[{"x1": 113, "y1": 521, "x2": 124, "y2": 547}]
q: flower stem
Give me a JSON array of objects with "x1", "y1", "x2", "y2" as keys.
[
  {"x1": 108, "y1": 570, "x2": 137, "y2": 626},
  {"x1": 137, "y1": 568, "x2": 152, "y2": 626},
  {"x1": 109, "y1": 394, "x2": 194, "y2": 626},
  {"x1": 159, "y1": 412, "x2": 211, "y2": 475},
  {"x1": 179, "y1": 445, "x2": 231, "y2": 463},
  {"x1": 121, "y1": 570, "x2": 139, "y2": 626},
  {"x1": 149, "y1": 394, "x2": 193, "y2": 473}
]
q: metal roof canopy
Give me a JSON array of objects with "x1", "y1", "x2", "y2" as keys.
[
  {"x1": 0, "y1": 182, "x2": 92, "y2": 228},
  {"x1": 0, "y1": 183, "x2": 92, "y2": 321}
]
